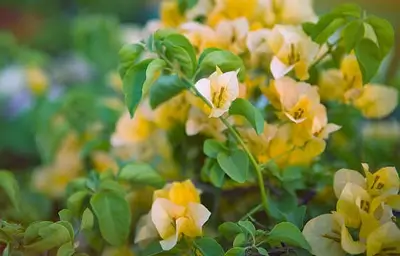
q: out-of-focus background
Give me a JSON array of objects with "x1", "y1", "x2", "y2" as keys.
[{"x1": 0, "y1": 0, "x2": 399, "y2": 184}]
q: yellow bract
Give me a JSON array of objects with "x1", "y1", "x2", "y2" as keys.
[
  {"x1": 136, "y1": 180, "x2": 210, "y2": 251},
  {"x1": 194, "y1": 67, "x2": 239, "y2": 118}
]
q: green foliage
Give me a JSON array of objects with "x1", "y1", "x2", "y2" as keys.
[
  {"x1": 342, "y1": 20, "x2": 365, "y2": 53},
  {"x1": 217, "y1": 150, "x2": 249, "y2": 183},
  {"x1": 118, "y1": 43, "x2": 145, "y2": 78},
  {"x1": 149, "y1": 75, "x2": 187, "y2": 109},
  {"x1": 203, "y1": 139, "x2": 229, "y2": 158},
  {"x1": 123, "y1": 59, "x2": 153, "y2": 116},
  {"x1": 90, "y1": 191, "x2": 131, "y2": 246},
  {"x1": 197, "y1": 49, "x2": 246, "y2": 81},
  {"x1": 0, "y1": 171, "x2": 20, "y2": 210},
  {"x1": 24, "y1": 222, "x2": 72, "y2": 252},
  {"x1": 229, "y1": 99, "x2": 265, "y2": 135},
  {"x1": 143, "y1": 59, "x2": 167, "y2": 96},
  {"x1": 365, "y1": 16, "x2": 395, "y2": 58},
  {"x1": 193, "y1": 237, "x2": 225, "y2": 256},
  {"x1": 355, "y1": 38, "x2": 381, "y2": 84},
  {"x1": 119, "y1": 163, "x2": 165, "y2": 188},
  {"x1": 267, "y1": 222, "x2": 311, "y2": 252}
]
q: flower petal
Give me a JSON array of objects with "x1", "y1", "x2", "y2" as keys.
[
  {"x1": 270, "y1": 56, "x2": 294, "y2": 79},
  {"x1": 333, "y1": 168, "x2": 366, "y2": 199}
]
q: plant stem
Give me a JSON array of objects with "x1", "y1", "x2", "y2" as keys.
[
  {"x1": 188, "y1": 79, "x2": 269, "y2": 215},
  {"x1": 158, "y1": 52, "x2": 269, "y2": 214}
]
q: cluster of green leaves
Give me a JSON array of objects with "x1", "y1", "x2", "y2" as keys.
[
  {"x1": 65, "y1": 163, "x2": 165, "y2": 252},
  {"x1": 118, "y1": 30, "x2": 247, "y2": 117},
  {"x1": 218, "y1": 220, "x2": 311, "y2": 256},
  {"x1": 303, "y1": 3, "x2": 394, "y2": 83}
]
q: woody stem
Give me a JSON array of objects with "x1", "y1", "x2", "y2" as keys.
[{"x1": 188, "y1": 80, "x2": 269, "y2": 215}]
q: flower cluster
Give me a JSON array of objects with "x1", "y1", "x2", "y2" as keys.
[
  {"x1": 303, "y1": 164, "x2": 400, "y2": 256},
  {"x1": 135, "y1": 180, "x2": 210, "y2": 250}
]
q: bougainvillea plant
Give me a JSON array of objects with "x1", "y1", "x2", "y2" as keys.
[{"x1": 0, "y1": 0, "x2": 399, "y2": 255}]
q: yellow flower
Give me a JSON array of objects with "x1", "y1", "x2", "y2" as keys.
[
  {"x1": 154, "y1": 93, "x2": 190, "y2": 130},
  {"x1": 160, "y1": 0, "x2": 186, "y2": 27},
  {"x1": 185, "y1": 106, "x2": 226, "y2": 141},
  {"x1": 136, "y1": 180, "x2": 210, "y2": 251},
  {"x1": 180, "y1": 22, "x2": 224, "y2": 52},
  {"x1": 246, "y1": 29, "x2": 273, "y2": 68},
  {"x1": 91, "y1": 151, "x2": 119, "y2": 174},
  {"x1": 25, "y1": 67, "x2": 48, "y2": 95},
  {"x1": 111, "y1": 103, "x2": 156, "y2": 147},
  {"x1": 214, "y1": 18, "x2": 250, "y2": 54},
  {"x1": 340, "y1": 54, "x2": 363, "y2": 93},
  {"x1": 362, "y1": 121, "x2": 400, "y2": 140},
  {"x1": 274, "y1": 0, "x2": 317, "y2": 25},
  {"x1": 362, "y1": 164, "x2": 399, "y2": 197},
  {"x1": 366, "y1": 221, "x2": 400, "y2": 256},
  {"x1": 302, "y1": 214, "x2": 345, "y2": 256},
  {"x1": 208, "y1": 0, "x2": 258, "y2": 27},
  {"x1": 239, "y1": 122, "x2": 278, "y2": 163},
  {"x1": 303, "y1": 212, "x2": 366, "y2": 256},
  {"x1": 32, "y1": 132, "x2": 83, "y2": 198},
  {"x1": 194, "y1": 67, "x2": 239, "y2": 118},
  {"x1": 318, "y1": 69, "x2": 348, "y2": 102},
  {"x1": 265, "y1": 77, "x2": 320, "y2": 124},
  {"x1": 268, "y1": 25, "x2": 319, "y2": 80},
  {"x1": 352, "y1": 84, "x2": 398, "y2": 119}
]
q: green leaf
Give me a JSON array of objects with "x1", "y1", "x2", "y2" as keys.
[
  {"x1": 209, "y1": 162, "x2": 225, "y2": 188},
  {"x1": 217, "y1": 150, "x2": 249, "y2": 183},
  {"x1": 197, "y1": 49, "x2": 246, "y2": 81},
  {"x1": 90, "y1": 191, "x2": 131, "y2": 246},
  {"x1": 238, "y1": 221, "x2": 255, "y2": 237},
  {"x1": 139, "y1": 241, "x2": 164, "y2": 256},
  {"x1": 81, "y1": 208, "x2": 94, "y2": 231},
  {"x1": 194, "y1": 237, "x2": 225, "y2": 256},
  {"x1": 225, "y1": 247, "x2": 246, "y2": 256},
  {"x1": 267, "y1": 222, "x2": 311, "y2": 252},
  {"x1": 58, "y1": 209, "x2": 72, "y2": 222},
  {"x1": 67, "y1": 191, "x2": 89, "y2": 216},
  {"x1": 218, "y1": 222, "x2": 242, "y2": 239},
  {"x1": 163, "y1": 34, "x2": 197, "y2": 77},
  {"x1": 99, "y1": 180, "x2": 126, "y2": 197},
  {"x1": 142, "y1": 59, "x2": 167, "y2": 96},
  {"x1": 257, "y1": 247, "x2": 269, "y2": 256},
  {"x1": 57, "y1": 221, "x2": 74, "y2": 240},
  {"x1": 198, "y1": 48, "x2": 221, "y2": 64},
  {"x1": 355, "y1": 38, "x2": 381, "y2": 84},
  {"x1": 232, "y1": 233, "x2": 247, "y2": 247},
  {"x1": 0, "y1": 170, "x2": 20, "y2": 210},
  {"x1": 24, "y1": 221, "x2": 53, "y2": 245},
  {"x1": 24, "y1": 223, "x2": 71, "y2": 252},
  {"x1": 283, "y1": 206, "x2": 307, "y2": 230},
  {"x1": 203, "y1": 139, "x2": 228, "y2": 158},
  {"x1": 366, "y1": 16, "x2": 395, "y2": 58},
  {"x1": 119, "y1": 163, "x2": 165, "y2": 188},
  {"x1": 123, "y1": 59, "x2": 153, "y2": 117},
  {"x1": 57, "y1": 243, "x2": 75, "y2": 256},
  {"x1": 229, "y1": 99, "x2": 264, "y2": 135},
  {"x1": 312, "y1": 15, "x2": 346, "y2": 44},
  {"x1": 118, "y1": 43, "x2": 145, "y2": 78},
  {"x1": 342, "y1": 20, "x2": 365, "y2": 52},
  {"x1": 302, "y1": 22, "x2": 315, "y2": 37},
  {"x1": 142, "y1": 59, "x2": 167, "y2": 95},
  {"x1": 332, "y1": 3, "x2": 362, "y2": 18},
  {"x1": 149, "y1": 74, "x2": 187, "y2": 109}
]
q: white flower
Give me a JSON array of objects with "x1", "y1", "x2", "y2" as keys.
[
  {"x1": 194, "y1": 67, "x2": 239, "y2": 118},
  {"x1": 268, "y1": 25, "x2": 319, "y2": 80}
]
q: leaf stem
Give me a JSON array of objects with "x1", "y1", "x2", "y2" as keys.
[{"x1": 158, "y1": 51, "x2": 269, "y2": 214}]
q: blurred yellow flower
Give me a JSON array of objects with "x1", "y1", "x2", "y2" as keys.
[
  {"x1": 25, "y1": 67, "x2": 48, "y2": 95},
  {"x1": 185, "y1": 106, "x2": 226, "y2": 141},
  {"x1": 160, "y1": 0, "x2": 186, "y2": 27},
  {"x1": 268, "y1": 25, "x2": 319, "y2": 80},
  {"x1": 154, "y1": 92, "x2": 190, "y2": 130},
  {"x1": 111, "y1": 103, "x2": 156, "y2": 147},
  {"x1": 135, "y1": 180, "x2": 210, "y2": 251},
  {"x1": 91, "y1": 151, "x2": 119, "y2": 174},
  {"x1": 352, "y1": 84, "x2": 398, "y2": 119},
  {"x1": 194, "y1": 67, "x2": 239, "y2": 118},
  {"x1": 208, "y1": 0, "x2": 258, "y2": 27}
]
